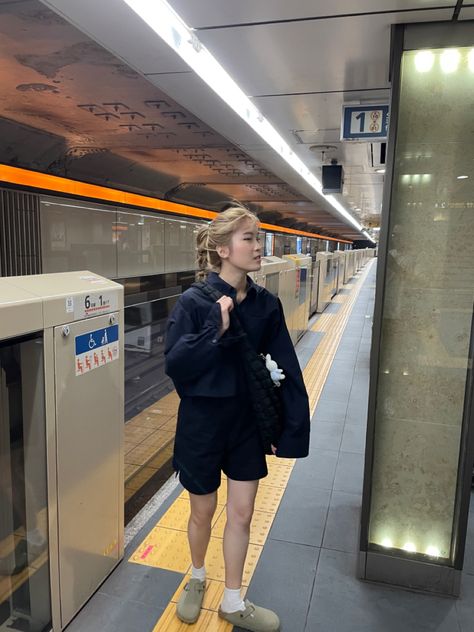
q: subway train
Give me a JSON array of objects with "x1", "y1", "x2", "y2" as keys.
[{"x1": 0, "y1": 172, "x2": 375, "y2": 523}]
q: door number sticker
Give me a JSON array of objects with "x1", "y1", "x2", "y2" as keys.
[
  {"x1": 75, "y1": 325, "x2": 119, "y2": 376},
  {"x1": 74, "y1": 292, "x2": 118, "y2": 320}
]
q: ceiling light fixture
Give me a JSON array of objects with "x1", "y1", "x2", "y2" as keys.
[
  {"x1": 362, "y1": 230, "x2": 376, "y2": 244},
  {"x1": 457, "y1": 175, "x2": 469, "y2": 180},
  {"x1": 122, "y1": 0, "x2": 364, "y2": 234},
  {"x1": 375, "y1": 168, "x2": 386, "y2": 174}
]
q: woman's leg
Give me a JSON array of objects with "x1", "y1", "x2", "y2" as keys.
[
  {"x1": 223, "y1": 478, "x2": 259, "y2": 589},
  {"x1": 188, "y1": 491, "x2": 218, "y2": 568}
]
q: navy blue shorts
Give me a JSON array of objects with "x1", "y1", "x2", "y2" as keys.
[{"x1": 173, "y1": 396, "x2": 268, "y2": 495}]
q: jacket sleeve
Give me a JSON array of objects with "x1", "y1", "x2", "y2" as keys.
[
  {"x1": 266, "y1": 298, "x2": 310, "y2": 458},
  {"x1": 165, "y1": 296, "x2": 238, "y2": 383}
]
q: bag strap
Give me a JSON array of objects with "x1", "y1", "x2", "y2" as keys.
[
  {"x1": 192, "y1": 281, "x2": 247, "y2": 337},
  {"x1": 192, "y1": 282, "x2": 267, "y2": 384}
]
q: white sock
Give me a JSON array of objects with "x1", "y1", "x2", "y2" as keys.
[
  {"x1": 191, "y1": 564, "x2": 206, "y2": 581},
  {"x1": 220, "y1": 587, "x2": 246, "y2": 613}
]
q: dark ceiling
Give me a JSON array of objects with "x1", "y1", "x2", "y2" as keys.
[{"x1": 0, "y1": 0, "x2": 357, "y2": 238}]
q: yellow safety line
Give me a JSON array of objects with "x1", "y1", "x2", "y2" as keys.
[
  {"x1": 128, "y1": 261, "x2": 374, "y2": 632},
  {"x1": 312, "y1": 312, "x2": 334, "y2": 331},
  {"x1": 306, "y1": 264, "x2": 373, "y2": 412}
]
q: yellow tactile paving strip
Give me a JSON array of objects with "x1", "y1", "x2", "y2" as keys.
[
  {"x1": 129, "y1": 261, "x2": 374, "y2": 632},
  {"x1": 312, "y1": 312, "x2": 334, "y2": 331}
]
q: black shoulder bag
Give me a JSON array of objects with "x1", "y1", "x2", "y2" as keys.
[{"x1": 192, "y1": 281, "x2": 283, "y2": 455}]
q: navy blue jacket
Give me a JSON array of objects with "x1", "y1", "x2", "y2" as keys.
[{"x1": 165, "y1": 272, "x2": 310, "y2": 458}]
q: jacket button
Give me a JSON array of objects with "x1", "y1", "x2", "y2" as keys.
[{"x1": 211, "y1": 338, "x2": 217, "y2": 344}]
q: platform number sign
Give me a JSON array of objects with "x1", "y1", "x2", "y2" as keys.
[{"x1": 341, "y1": 105, "x2": 389, "y2": 141}]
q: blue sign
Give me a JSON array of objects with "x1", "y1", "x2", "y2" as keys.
[
  {"x1": 341, "y1": 105, "x2": 389, "y2": 141},
  {"x1": 75, "y1": 325, "x2": 119, "y2": 355}
]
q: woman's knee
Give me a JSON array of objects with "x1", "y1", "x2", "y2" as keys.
[
  {"x1": 226, "y1": 500, "x2": 254, "y2": 529},
  {"x1": 189, "y1": 493, "x2": 217, "y2": 527}
]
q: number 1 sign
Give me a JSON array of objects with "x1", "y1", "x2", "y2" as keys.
[{"x1": 341, "y1": 105, "x2": 389, "y2": 141}]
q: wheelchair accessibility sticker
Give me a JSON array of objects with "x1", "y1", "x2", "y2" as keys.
[{"x1": 75, "y1": 325, "x2": 119, "y2": 376}]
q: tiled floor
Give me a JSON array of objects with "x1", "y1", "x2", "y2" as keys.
[
  {"x1": 65, "y1": 261, "x2": 474, "y2": 632},
  {"x1": 246, "y1": 263, "x2": 474, "y2": 632}
]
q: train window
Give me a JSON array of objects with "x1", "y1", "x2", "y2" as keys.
[
  {"x1": 117, "y1": 213, "x2": 165, "y2": 277},
  {"x1": 164, "y1": 219, "x2": 201, "y2": 273},
  {"x1": 40, "y1": 199, "x2": 116, "y2": 278}
]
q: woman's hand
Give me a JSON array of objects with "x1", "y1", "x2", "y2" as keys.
[
  {"x1": 271, "y1": 444, "x2": 277, "y2": 455},
  {"x1": 217, "y1": 296, "x2": 234, "y2": 336}
]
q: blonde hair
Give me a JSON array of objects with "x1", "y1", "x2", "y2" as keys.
[{"x1": 196, "y1": 205, "x2": 259, "y2": 279}]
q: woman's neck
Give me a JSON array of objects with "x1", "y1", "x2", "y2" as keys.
[{"x1": 218, "y1": 266, "x2": 247, "y2": 295}]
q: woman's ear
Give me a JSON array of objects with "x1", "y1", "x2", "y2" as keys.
[{"x1": 216, "y1": 245, "x2": 230, "y2": 259}]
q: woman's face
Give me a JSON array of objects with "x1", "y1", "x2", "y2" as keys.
[{"x1": 219, "y1": 218, "x2": 262, "y2": 273}]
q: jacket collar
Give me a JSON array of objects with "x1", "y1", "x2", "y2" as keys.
[{"x1": 206, "y1": 271, "x2": 260, "y2": 297}]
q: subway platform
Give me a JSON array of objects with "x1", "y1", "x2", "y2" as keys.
[{"x1": 66, "y1": 260, "x2": 474, "y2": 632}]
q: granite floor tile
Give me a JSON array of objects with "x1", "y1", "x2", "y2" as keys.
[
  {"x1": 313, "y1": 399, "x2": 348, "y2": 422},
  {"x1": 340, "y1": 423, "x2": 367, "y2": 454},
  {"x1": 345, "y1": 395, "x2": 369, "y2": 425},
  {"x1": 329, "y1": 359, "x2": 358, "y2": 374},
  {"x1": 457, "y1": 572, "x2": 474, "y2": 631},
  {"x1": 334, "y1": 351, "x2": 360, "y2": 364},
  {"x1": 333, "y1": 452, "x2": 365, "y2": 495},
  {"x1": 246, "y1": 539, "x2": 319, "y2": 632},
  {"x1": 310, "y1": 421, "x2": 344, "y2": 452},
  {"x1": 66, "y1": 591, "x2": 164, "y2": 632},
  {"x1": 337, "y1": 336, "x2": 363, "y2": 346},
  {"x1": 306, "y1": 549, "x2": 460, "y2": 632},
  {"x1": 270, "y1": 483, "x2": 331, "y2": 547},
  {"x1": 321, "y1": 381, "x2": 353, "y2": 402},
  {"x1": 293, "y1": 448, "x2": 339, "y2": 491},
  {"x1": 325, "y1": 302, "x2": 342, "y2": 313},
  {"x1": 462, "y1": 508, "x2": 474, "y2": 575},
  {"x1": 99, "y1": 561, "x2": 183, "y2": 611},
  {"x1": 298, "y1": 347, "x2": 316, "y2": 370},
  {"x1": 348, "y1": 385, "x2": 369, "y2": 406},
  {"x1": 322, "y1": 491, "x2": 362, "y2": 554},
  {"x1": 325, "y1": 370, "x2": 355, "y2": 385}
]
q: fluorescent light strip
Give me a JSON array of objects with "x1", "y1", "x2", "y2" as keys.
[{"x1": 123, "y1": 0, "x2": 363, "y2": 234}]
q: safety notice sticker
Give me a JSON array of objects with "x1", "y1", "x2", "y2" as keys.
[{"x1": 75, "y1": 325, "x2": 119, "y2": 376}]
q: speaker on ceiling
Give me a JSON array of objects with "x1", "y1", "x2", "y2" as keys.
[{"x1": 322, "y1": 164, "x2": 344, "y2": 194}]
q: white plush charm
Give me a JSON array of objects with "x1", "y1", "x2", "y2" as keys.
[{"x1": 265, "y1": 353, "x2": 286, "y2": 386}]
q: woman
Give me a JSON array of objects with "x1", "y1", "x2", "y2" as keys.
[{"x1": 165, "y1": 206, "x2": 310, "y2": 631}]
